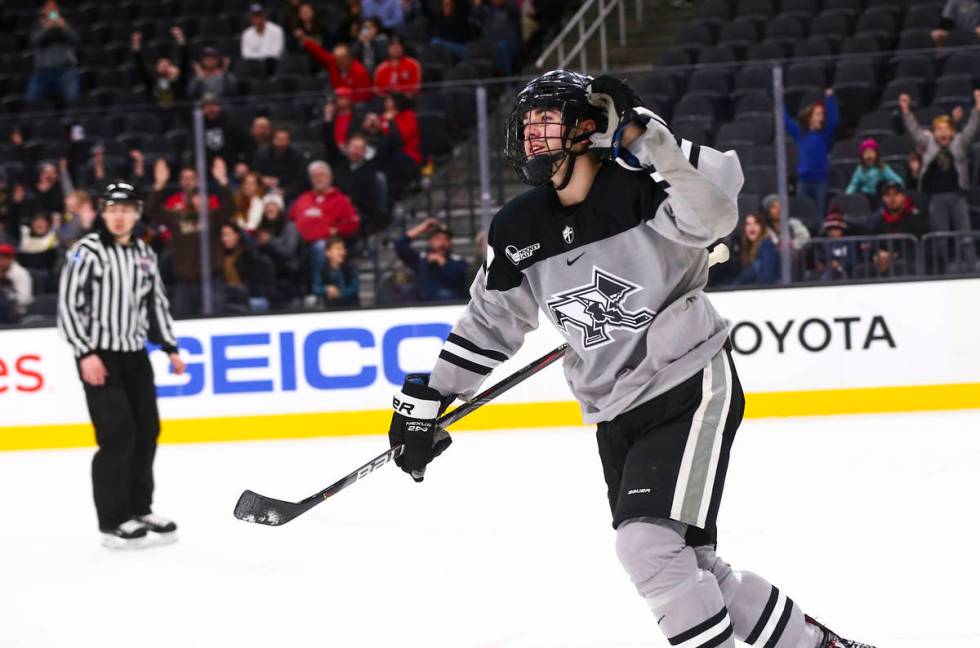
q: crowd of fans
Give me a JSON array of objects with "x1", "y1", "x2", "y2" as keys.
[
  {"x1": 711, "y1": 87, "x2": 980, "y2": 286},
  {"x1": 0, "y1": 0, "x2": 563, "y2": 323}
]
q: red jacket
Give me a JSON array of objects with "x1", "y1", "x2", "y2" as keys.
[
  {"x1": 384, "y1": 109, "x2": 421, "y2": 164},
  {"x1": 288, "y1": 188, "x2": 360, "y2": 242},
  {"x1": 333, "y1": 111, "x2": 352, "y2": 148},
  {"x1": 373, "y1": 57, "x2": 422, "y2": 96},
  {"x1": 164, "y1": 192, "x2": 220, "y2": 211},
  {"x1": 302, "y1": 40, "x2": 373, "y2": 103}
]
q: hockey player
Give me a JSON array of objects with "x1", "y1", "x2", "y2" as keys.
[{"x1": 387, "y1": 71, "x2": 875, "y2": 648}]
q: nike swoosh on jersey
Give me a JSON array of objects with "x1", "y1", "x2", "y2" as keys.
[{"x1": 566, "y1": 252, "x2": 586, "y2": 266}]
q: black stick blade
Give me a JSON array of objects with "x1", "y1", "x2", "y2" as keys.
[{"x1": 234, "y1": 489, "x2": 309, "y2": 526}]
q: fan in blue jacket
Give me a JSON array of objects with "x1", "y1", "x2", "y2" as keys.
[{"x1": 784, "y1": 89, "x2": 838, "y2": 218}]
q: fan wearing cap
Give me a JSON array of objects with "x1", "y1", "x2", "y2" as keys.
[
  {"x1": 241, "y1": 3, "x2": 285, "y2": 74},
  {"x1": 845, "y1": 139, "x2": 904, "y2": 201},
  {"x1": 870, "y1": 180, "x2": 928, "y2": 238},
  {"x1": 385, "y1": 70, "x2": 876, "y2": 648},
  {"x1": 57, "y1": 182, "x2": 185, "y2": 549},
  {"x1": 813, "y1": 206, "x2": 856, "y2": 281},
  {"x1": 188, "y1": 46, "x2": 238, "y2": 100},
  {"x1": 0, "y1": 242, "x2": 33, "y2": 323},
  {"x1": 393, "y1": 216, "x2": 468, "y2": 301}
]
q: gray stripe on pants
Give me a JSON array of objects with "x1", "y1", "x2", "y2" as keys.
[{"x1": 679, "y1": 351, "x2": 728, "y2": 525}]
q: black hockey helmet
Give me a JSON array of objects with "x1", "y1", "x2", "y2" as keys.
[
  {"x1": 504, "y1": 69, "x2": 607, "y2": 188},
  {"x1": 100, "y1": 182, "x2": 142, "y2": 212}
]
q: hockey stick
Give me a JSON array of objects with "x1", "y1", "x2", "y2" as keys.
[{"x1": 233, "y1": 343, "x2": 569, "y2": 526}]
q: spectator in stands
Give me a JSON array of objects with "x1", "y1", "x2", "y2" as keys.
[
  {"x1": 57, "y1": 190, "x2": 98, "y2": 250},
  {"x1": 870, "y1": 181, "x2": 929, "y2": 238},
  {"x1": 334, "y1": 0, "x2": 366, "y2": 46},
  {"x1": 256, "y1": 193, "x2": 304, "y2": 304},
  {"x1": 188, "y1": 47, "x2": 238, "y2": 100},
  {"x1": 363, "y1": 0, "x2": 405, "y2": 29},
  {"x1": 253, "y1": 126, "x2": 308, "y2": 198},
  {"x1": 26, "y1": 1, "x2": 80, "y2": 107},
  {"x1": 352, "y1": 18, "x2": 390, "y2": 73},
  {"x1": 0, "y1": 171, "x2": 14, "y2": 245},
  {"x1": 382, "y1": 92, "x2": 422, "y2": 169},
  {"x1": 164, "y1": 165, "x2": 221, "y2": 213},
  {"x1": 900, "y1": 91, "x2": 980, "y2": 236},
  {"x1": 846, "y1": 139, "x2": 904, "y2": 204},
  {"x1": 75, "y1": 144, "x2": 111, "y2": 194},
  {"x1": 784, "y1": 89, "x2": 838, "y2": 219},
  {"x1": 469, "y1": 0, "x2": 521, "y2": 74},
  {"x1": 906, "y1": 151, "x2": 923, "y2": 187},
  {"x1": 147, "y1": 158, "x2": 234, "y2": 316},
  {"x1": 18, "y1": 212, "x2": 60, "y2": 278},
  {"x1": 361, "y1": 110, "x2": 419, "y2": 197},
  {"x1": 296, "y1": 35, "x2": 374, "y2": 103},
  {"x1": 733, "y1": 213, "x2": 780, "y2": 285},
  {"x1": 761, "y1": 194, "x2": 810, "y2": 252},
  {"x1": 233, "y1": 172, "x2": 266, "y2": 231},
  {"x1": 241, "y1": 3, "x2": 285, "y2": 74},
  {"x1": 220, "y1": 222, "x2": 274, "y2": 312},
  {"x1": 324, "y1": 89, "x2": 355, "y2": 150},
  {"x1": 321, "y1": 237, "x2": 360, "y2": 308},
  {"x1": 131, "y1": 27, "x2": 188, "y2": 116},
  {"x1": 374, "y1": 36, "x2": 422, "y2": 97},
  {"x1": 424, "y1": 0, "x2": 472, "y2": 58},
  {"x1": 0, "y1": 243, "x2": 33, "y2": 323},
  {"x1": 323, "y1": 125, "x2": 390, "y2": 235},
  {"x1": 288, "y1": 161, "x2": 360, "y2": 296},
  {"x1": 287, "y1": 2, "x2": 326, "y2": 52},
  {"x1": 395, "y1": 217, "x2": 468, "y2": 301},
  {"x1": 931, "y1": 0, "x2": 980, "y2": 45},
  {"x1": 30, "y1": 162, "x2": 65, "y2": 216},
  {"x1": 201, "y1": 94, "x2": 249, "y2": 168},
  {"x1": 241, "y1": 115, "x2": 273, "y2": 174},
  {"x1": 813, "y1": 209, "x2": 855, "y2": 281}
]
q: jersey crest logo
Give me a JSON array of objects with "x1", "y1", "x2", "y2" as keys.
[
  {"x1": 547, "y1": 267, "x2": 655, "y2": 348},
  {"x1": 562, "y1": 225, "x2": 574, "y2": 245},
  {"x1": 504, "y1": 242, "x2": 540, "y2": 265}
]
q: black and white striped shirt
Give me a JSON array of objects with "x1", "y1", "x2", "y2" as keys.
[{"x1": 57, "y1": 231, "x2": 178, "y2": 358}]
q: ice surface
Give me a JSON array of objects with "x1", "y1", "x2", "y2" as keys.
[{"x1": 2, "y1": 410, "x2": 979, "y2": 648}]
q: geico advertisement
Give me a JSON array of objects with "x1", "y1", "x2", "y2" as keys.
[{"x1": 1, "y1": 279, "x2": 977, "y2": 428}]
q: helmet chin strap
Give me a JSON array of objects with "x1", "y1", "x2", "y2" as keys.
[{"x1": 552, "y1": 129, "x2": 596, "y2": 192}]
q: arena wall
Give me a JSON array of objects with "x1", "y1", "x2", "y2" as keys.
[{"x1": 2, "y1": 278, "x2": 978, "y2": 450}]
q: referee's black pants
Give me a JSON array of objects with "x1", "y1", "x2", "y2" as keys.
[{"x1": 79, "y1": 350, "x2": 160, "y2": 531}]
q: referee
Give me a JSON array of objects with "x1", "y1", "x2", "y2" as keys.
[{"x1": 57, "y1": 182, "x2": 186, "y2": 549}]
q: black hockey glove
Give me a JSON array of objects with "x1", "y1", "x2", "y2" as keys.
[
  {"x1": 388, "y1": 374, "x2": 453, "y2": 482},
  {"x1": 587, "y1": 75, "x2": 644, "y2": 159}
]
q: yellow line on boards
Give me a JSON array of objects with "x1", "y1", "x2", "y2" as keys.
[{"x1": 2, "y1": 383, "x2": 979, "y2": 451}]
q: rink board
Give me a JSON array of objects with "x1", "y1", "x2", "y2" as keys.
[{"x1": 1, "y1": 278, "x2": 979, "y2": 450}]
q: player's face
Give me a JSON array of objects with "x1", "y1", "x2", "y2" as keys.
[
  {"x1": 103, "y1": 203, "x2": 139, "y2": 238},
  {"x1": 523, "y1": 107, "x2": 565, "y2": 159}
]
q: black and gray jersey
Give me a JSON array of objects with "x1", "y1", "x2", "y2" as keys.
[
  {"x1": 430, "y1": 114, "x2": 743, "y2": 423},
  {"x1": 57, "y1": 231, "x2": 178, "y2": 358}
]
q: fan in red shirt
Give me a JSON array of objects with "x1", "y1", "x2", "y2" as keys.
[
  {"x1": 288, "y1": 160, "x2": 360, "y2": 244},
  {"x1": 373, "y1": 36, "x2": 422, "y2": 97},
  {"x1": 326, "y1": 87, "x2": 355, "y2": 150},
  {"x1": 296, "y1": 33, "x2": 373, "y2": 103},
  {"x1": 382, "y1": 93, "x2": 421, "y2": 165},
  {"x1": 164, "y1": 166, "x2": 221, "y2": 211}
]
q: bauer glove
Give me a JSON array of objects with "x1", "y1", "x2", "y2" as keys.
[
  {"x1": 388, "y1": 374, "x2": 453, "y2": 482},
  {"x1": 588, "y1": 77, "x2": 673, "y2": 165}
]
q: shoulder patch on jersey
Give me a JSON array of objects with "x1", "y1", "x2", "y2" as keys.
[
  {"x1": 547, "y1": 266, "x2": 655, "y2": 349},
  {"x1": 504, "y1": 242, "x2": 540, "y2": 265}
]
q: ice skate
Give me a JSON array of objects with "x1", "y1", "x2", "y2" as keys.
[
  {"x1": 807, "y1": 615, "x2": 877, "y2": 648},
  {"x1": 100, "y1": 519, "x2": 148, "y2": 550},
  {"x1": 137, "y1": 513, "x2": 178, "y2": 545}
]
